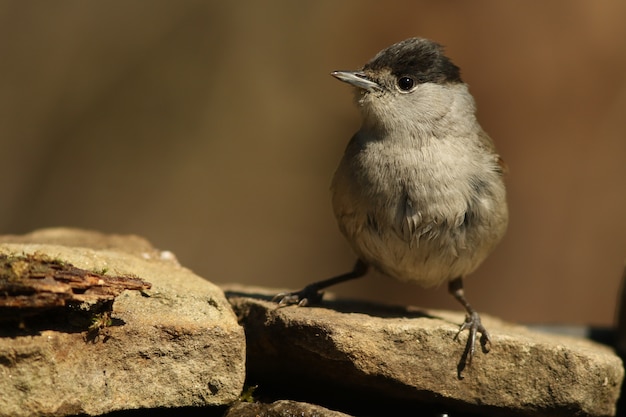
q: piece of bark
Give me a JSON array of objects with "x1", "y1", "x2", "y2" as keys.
[{"x1": 0, "y1": 253, "x2": 151, "y2": 320}]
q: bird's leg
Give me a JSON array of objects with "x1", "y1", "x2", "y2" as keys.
[
  {"x1": 448, "y1": 277, "x2": 491, "y2": 373},
  {"x1": 273, "y1": 259, "x2": 369, "y2": 307}
]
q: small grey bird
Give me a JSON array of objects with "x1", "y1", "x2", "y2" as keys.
[{"x1": 274, "y1": 37, "x2": 508, "y2": 369}]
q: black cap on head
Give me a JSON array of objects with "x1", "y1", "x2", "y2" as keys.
[{"x1": 364, "y1": 37, "x2": 462, "y2": 84}]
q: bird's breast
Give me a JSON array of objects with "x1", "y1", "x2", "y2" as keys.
[{"x1": 331, "y1": 131, "x2": 507, "y2": 285}]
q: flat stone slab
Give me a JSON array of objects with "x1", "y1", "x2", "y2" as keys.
[
  {"x1": 0, "y1": 228, "x2": 246, "y2": 417},
  {"x1": 226, "y1": 286, "x2": 623, "y2": 417},
  {"x1": 225, "y1": 400, "x2": 353, "y2": 417}
]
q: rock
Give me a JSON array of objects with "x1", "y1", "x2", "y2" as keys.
[
  {"x1": 225, "y1": 286, "x2": 624, "y2": 417},
  {"x1": 0, "y1": 228, "x2": 246, "y2": 417},
  {"x1": 224, "y1": 400, "x2": 353, "y2": 417}
]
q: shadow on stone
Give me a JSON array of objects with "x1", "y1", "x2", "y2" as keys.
[
  {"x1": 0, "y1": 301, "x2": 120, "y2": 338},
  {"x1": 223, "y1": 289, "x2": 437, "y2": 320}
]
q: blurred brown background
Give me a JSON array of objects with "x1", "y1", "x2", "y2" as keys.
[{"x1": 1, "y1": 1, "x2": 624, "y2": 326}]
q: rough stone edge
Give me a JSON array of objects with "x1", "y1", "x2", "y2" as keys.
[{"x1": 224, "y1": 286, "x2": 624, "y2": 417}]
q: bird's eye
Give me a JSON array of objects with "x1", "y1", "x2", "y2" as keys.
[{"x1": 397, "y1": 76, "x2": 415, "y2": 91}]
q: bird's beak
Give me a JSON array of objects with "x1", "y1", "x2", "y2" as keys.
[{"x1": 331, "y1": 71, "x2": 381, "y2": 92}]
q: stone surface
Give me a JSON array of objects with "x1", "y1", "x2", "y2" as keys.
[
  {"x1": 224, "y1": 400, "x2": 353, "y2": 417},
  {"x1": 0, "y1": 228, "x2": 246, "y2": 417},
  {"x1": 226, "y1": 286, "x2": 624, "y2": 417}
]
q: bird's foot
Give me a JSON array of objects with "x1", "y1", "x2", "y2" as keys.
[
  {"x1": 454, "y1": 311, "x2": 491, "y2": 378},
  {"x1": 272, "y1": 285, "x2": 324, "y2": 307}
]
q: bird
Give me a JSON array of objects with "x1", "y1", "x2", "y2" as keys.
[{"x1": 274, "y1": 37, "x2": 508, "y2": 370}]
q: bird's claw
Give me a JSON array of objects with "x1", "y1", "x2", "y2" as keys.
[
  {"x1": 454, "y1": 311, "x2": 490, "y2": 377},
  {"x1": 272, "y1": 286, "x2": 324, "y2": 307}
]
